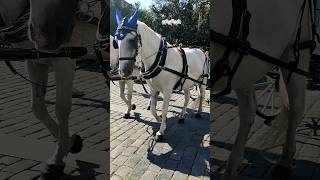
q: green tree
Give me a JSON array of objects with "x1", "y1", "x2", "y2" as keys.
[{"x1": 110, "y1": 0, "x2": 210, "y2": 48}]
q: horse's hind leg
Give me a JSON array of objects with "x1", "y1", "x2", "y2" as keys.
[
  {"x1": 178, "y1": 88, "x2": 190, "y2": 124},
  {"x1": 195, "y1": 84, "x2": 206, "y2": 119},
  {"x1": 26, "y1": 61, "x2": 58, "y2": 139},
  {"x1": 223, "y1": 86, "x2": 256, "y2": 180}
]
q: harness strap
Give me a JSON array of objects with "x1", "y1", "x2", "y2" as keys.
[
  {"x1": 141, "y1": 38, "x2": 168, "y2": 79},
  {"x1": 173, "y1": 47, "x2": 188, "y2": 90},
  {"x1": 0, "y1": 6, "x2": 30, "y2": 43},
  {"x1": 211, "y1": 0, "x2": 251, "y2": 96}
]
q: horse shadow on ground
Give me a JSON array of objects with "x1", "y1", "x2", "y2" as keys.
[
  {"x1": 37, "y1": 161, "x2": 103, "y2": 180},
  {"x1": 211, "y1": 137, "x2": 320, "y2": 180},
  {"x1": 133, "y1": 108, "x2": 210, "y2": 177},
  {"x1": 45, "y1": 97, "x2": 108, "y2": 110}
]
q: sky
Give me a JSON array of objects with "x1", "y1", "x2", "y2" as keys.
[{"x1": 125, "y1": 0, "x2": 153, "y2": 9}]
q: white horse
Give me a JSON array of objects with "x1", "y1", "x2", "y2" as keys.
[
  {"x1": 1, "y1": 0, "x2": 104, "y2": 179},
  {"x1": 212, "y1": 0, "x2": 312, "y2": 179},
  {"x1": 110, "y1": 35, "x2": 138, "y2": 118},
  {"x1": 115, "y1": 11, "x2": 209, "y2": 141}
]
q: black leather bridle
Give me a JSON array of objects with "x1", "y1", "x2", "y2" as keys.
[{"x1": 114, "y1": 21, "x2": 142, "y2": 61}]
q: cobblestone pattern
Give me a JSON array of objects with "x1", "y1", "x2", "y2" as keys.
[
  {"x1": 211, "y1": 89, "x2": 320, "y2": 180},
  {"x1": 0, "y1": 61, "x2": 108, "y2": 179},
  {"x1": 110, "y1": 81, "x2": 211, "y2": 180}
]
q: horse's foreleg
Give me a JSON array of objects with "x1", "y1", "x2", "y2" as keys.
[
  {"x1": 127, "y1": 80, "x2": 134, "y2": 111},
  {"x1": 150, "y1": 90, "x2": 161, "y2": 122},
  {"x1": 273, "y1": 69, "x2": 306, "y2": 177},
  {"x1": 196, "y1": 84, "x2": 206, "y2": 119},
  {"x1": 223, "y1": 87, "x2": 256, "y2": 180},
  {"x1": 119, "y1": 80, "x2": 130, "y2": 118},
  {"x1": 156, "y1": 91, "x2": 172, "y2": 141},
  {"x1": 49, "y1": 59, "x2": 76, "y2": 166},
  {"x1": 178, "y1": 88, "x2": 190, "y2": 124},
  {"x1": 26, "y1": 61, "x2": 58, "y2": 138}
]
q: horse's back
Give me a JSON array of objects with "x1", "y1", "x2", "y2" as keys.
[{"x1": 184, "y1": 48, "x2": 206, "y2": 68}]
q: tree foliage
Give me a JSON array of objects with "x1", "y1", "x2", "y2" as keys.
[{"x1": 110, "y1": 0, "x2": 210, "y2": 48}]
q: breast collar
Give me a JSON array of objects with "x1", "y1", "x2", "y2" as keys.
[{"x1": 141, "y1": 38, "x2": 168, "y2": 79}]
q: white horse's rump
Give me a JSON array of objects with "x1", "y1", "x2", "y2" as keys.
[
  {"x1": 212, "y1": 0, "x2": 311, "y2": 179},
  {"x1": 115, "y1": 10, "x2": 208, "y2": 141}
]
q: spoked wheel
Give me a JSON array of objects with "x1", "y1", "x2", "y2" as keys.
[{"x1": 255, "y1": 68, "x2": 281, "y2": 125}]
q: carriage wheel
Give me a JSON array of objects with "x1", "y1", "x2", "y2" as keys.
[{"x1": 255, "y1": 69, "x2": 281, "y2": 125}]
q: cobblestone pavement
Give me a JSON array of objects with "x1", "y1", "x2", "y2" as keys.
[
  {"x1": 110, "y1": 81, "x2": 210, "y2": 180},
  {"x1": 0, "y1": 61, "x2": 108, "y2": 179},
  {"x1": 211, "y1": 89, "x2": 320, "y2": 180}
]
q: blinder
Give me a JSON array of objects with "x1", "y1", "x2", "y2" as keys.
[{"x1": 115, "y1": 19, "x2": 141, "y2": 61}]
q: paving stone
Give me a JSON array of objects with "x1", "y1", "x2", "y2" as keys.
[
  {"x1": 8, "y1": 170, "x2": 39, "y2": 180},
  {"x1": 0, "y1": 171, "x2": 14, "y2": 179},
  {"x1": 2, "y1": 159, "x2": 39, "y2": 173},
  {"x1": 0, "y1": 156, "x2": 21, "y2": 166}
]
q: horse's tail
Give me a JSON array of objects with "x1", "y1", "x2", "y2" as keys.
[{"x1": 260, "y1": 73, "x2": 289, "y2": 155}]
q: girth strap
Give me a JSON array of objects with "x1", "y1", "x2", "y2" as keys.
[{"x1": 173, "y1": 47, "x2": 188, "y2": 90}]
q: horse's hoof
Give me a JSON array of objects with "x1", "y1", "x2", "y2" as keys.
[
  {"x1": 195, "y1": 113, "x2": 202, "y2": 119},
  {"x1": 70, "y1": 134, "x2": 83, "y2": 154},
  {"x1": 123, "y1": 113, "x2": 131, "y2": 119},
  {"x1": 271, "y1": 164, "x2": 293, "y2": 179},
  {"x1": 131, "y1": 104, "x2": 136, "y2": 110},
  {"x1": 155, "y1": 134, "x2": 164, "y2": 142},
  {"x1": 178, "y1": 118, "x2": 185, "y2": 124},
  {"x1": 41, "y1": 164, "x2": 65, "y2": 180},
  {"x1": 147, "y1": 106, "x2": 150, "y2": 110}
]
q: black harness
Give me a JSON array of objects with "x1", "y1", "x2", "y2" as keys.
[
  {"x1": 211, "y1": 0, "x2": 319, "y2": 97},
  {"x1": 0, "y1": 6, "x2": 30, "y2": 43},
  {"x1": 115, "y1": 23, "x2": 208, "y2": 89},
  {"x1": 140, "y1": 38, "x2": 168, "y2": 79},
  {"x1": 173, "y1": 48, "x2": 188, "y2": 90}
]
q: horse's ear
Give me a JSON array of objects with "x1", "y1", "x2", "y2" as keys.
[
  {"x1": 116, "y1": 9, "x2": 122, "y2": 26},
  {"x1": 128, "y1": 10, "x2": 138, "y2": 27}
]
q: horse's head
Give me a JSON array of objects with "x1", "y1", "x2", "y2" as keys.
[
  {"x1": 114, "y1": 9, "x2": 140, "y2": 78},
  {"x1": 28, "y1": 0, "x2": 78, "y2": 52}
]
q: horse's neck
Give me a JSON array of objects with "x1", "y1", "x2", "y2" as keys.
[{"x1": 138, "y1": 22, "x2": 163, "y2": 69}]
